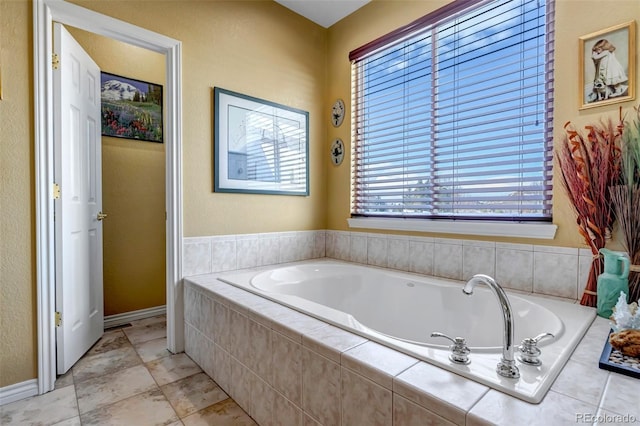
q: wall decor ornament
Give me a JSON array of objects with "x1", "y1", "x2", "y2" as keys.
[
  {"x1": 579, "y1": 21, "x2": 636, "y2": 110},
  {"x1": 331, "y1": 98, "x2": 345, "y2": 127},
  {"x1": 330, "y1": 138, "x2": 344, "y2": 166},
  {"x1": 214, "y1": 87, "x2": 309, "y2": 196},
  {"x1": 100, "y1": 72, "x2": 163, "y2": 142}
]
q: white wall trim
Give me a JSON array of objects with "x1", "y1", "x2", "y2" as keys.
[
  {"x1": 34, "y1": 0, "x2": 183, "y2": 395},
  {"x1": 0, "y1": 379, "x2": 38, "y2": 406},
  {"x1": 347, "y1": 217, "x2": 558, "y2": 240},
  {"x1": 103, "y1": 305, "x2": 167, "y2": 329}
]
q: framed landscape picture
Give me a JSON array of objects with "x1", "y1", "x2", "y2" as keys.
[{"x1": 100, "y1": 72, "x2": 163, "y2": 142}]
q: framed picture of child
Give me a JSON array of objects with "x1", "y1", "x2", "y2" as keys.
[{"x1": 579, "y1": 21, "x2": 635, "y2": 110}]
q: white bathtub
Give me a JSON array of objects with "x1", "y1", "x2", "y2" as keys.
[{"x1": 218, "y1": 260, "x2": 596, "y2": 403}]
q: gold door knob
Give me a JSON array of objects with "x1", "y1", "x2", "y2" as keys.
[{"x1": 97, "y1": 212, "x2": 108, "y2": 221}]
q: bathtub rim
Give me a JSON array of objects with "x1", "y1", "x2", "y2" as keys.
[
  {"x1": 247, "y1": 261, "x2": 567, "y2": 351},
  {"x1": 211, "y1": 258, "x2": 596, "y2": 403}
]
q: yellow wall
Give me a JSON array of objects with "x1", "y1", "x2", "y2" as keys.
[
  {"x1": 552, "y1": 0, "x2": 639, "y2": 248},
  {"x1": 1, "y1": 0, "x2": 639, "y2": 389},
  {"x1": 0, "y1": 0, "x2": 37, "y2": 389},
  {"x1": 68, "y1": 0, "x2": 329, "y2": 237},
  {"x1": 66, "y1": 28, "x2": 167, "y2": 316},
  {"x1": 0, "y1": 0, "x2": 327, "y2": 387},
  {"x1": 326, "y1": 0, "x2": 640, "y2": 248}
]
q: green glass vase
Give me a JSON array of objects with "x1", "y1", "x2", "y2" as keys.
[{"x1": 596, "y1": 248, "x2": 630, "y2": 318}]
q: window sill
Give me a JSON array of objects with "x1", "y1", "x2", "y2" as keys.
[{"x1": 347, "y1": 217, "x2": 557, "y2": 240}]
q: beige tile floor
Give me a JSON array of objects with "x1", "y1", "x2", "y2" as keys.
[{"x1": 1, "y1": 316, "x2": 256, "y2": 426}]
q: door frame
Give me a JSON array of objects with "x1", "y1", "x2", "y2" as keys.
[{"x1": 33, "y1": 0, "x2": 184, "y2": 394}]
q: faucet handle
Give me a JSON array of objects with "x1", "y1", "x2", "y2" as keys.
[
  {"x1": 431, "y1": 332, "x2": 471, "y2": 365},
  {"x1": 530, "y1": 332, "x2": 555, "y2": 344},
  {"x1": 517, "y1": 332, "x2": 554, "y2": 366}
]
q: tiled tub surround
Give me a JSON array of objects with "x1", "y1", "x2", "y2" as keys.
[
  {"x1": 183, "y1": 230, "x2": 593, "y2": 301},
  {"x1": 325, "y1": 231, "x2": 595, "y2": 301},
  {"x1": 183, "y1": 230, "x2": 327, "y2": 277},
  {"x1": 184, "y1": 273, "x2": 640, "y2": 426},
  {"x1": 216, "y1": 261, "x2": 595, "y2": 403}
]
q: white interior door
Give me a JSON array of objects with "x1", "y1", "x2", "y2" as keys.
[{"x1": 53, "y1": 23, "x2": 104, "y2": 374}]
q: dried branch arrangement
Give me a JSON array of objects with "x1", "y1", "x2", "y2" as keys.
[
  {"x1": 611, "y1": 104, "x2": 640, "y2": 302},
  {"x1": 556, "y1": 117, "x2": 623, "y2": 307}
]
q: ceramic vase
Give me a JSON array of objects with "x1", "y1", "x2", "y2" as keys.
[{"x1": 596, "y1": 248, "x2": 630, "y2": 318}]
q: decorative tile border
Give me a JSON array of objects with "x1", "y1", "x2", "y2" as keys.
[{"x1": 184, "y1": 230, "x2": 593, "y2": 301}]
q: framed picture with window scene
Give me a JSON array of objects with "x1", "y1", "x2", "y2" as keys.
[
  {"x1": 579, "y1": 21, "x2": 636, "y2": 110},
  {"x1": 213, "y1": 87, "x2": 309, "y2": 196},
  {"x1": 100, "y1": 72, "x2": 163, "y2": 142}
]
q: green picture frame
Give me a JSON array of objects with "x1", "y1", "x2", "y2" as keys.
[{"x1": 214, "y1": 87, "x2": 309, "y2": 196}]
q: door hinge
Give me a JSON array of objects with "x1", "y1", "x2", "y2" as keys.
[
  {"x1": 53, "y1": 183, "x2": 61, "y2": 199},
  {"x1": 55, "y1": 311, "x2": 62, "y2": 327},
  {"x1": 52, "y1": 53, "x2": 60, "y2": 70}
]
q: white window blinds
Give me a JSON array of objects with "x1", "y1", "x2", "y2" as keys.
[{"x1": 351, "y1": 0, "x2": 554, "y2": 220}]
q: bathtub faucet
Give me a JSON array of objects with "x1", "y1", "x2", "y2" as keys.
[{"x1": 462, "y1": 274, "x2": 520, "y2": 379}]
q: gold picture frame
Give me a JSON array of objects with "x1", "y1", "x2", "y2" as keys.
[{"x1": 579, "y1": 21, "x2": 635, "y2": 110}]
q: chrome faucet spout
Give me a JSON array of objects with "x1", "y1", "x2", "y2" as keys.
[{"x1": 463, "y1": 274, "x2": 520, "y2": 379}]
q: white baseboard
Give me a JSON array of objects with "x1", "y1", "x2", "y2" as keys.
[
  {"x1": 0, "y1": 307, "x2": 167, "y2": 407},
  {"x1": 104, "y1": 305, "x2": 166, "y2": 329},
  {"x1": 0, "y1": 379, "x2": 38, "y2": 406}
]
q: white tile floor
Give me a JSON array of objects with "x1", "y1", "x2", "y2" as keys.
[{"x1": 0, "y1": 316, "x2": 256, "y2": 425}]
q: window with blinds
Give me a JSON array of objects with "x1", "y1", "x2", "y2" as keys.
[{"x1": 350, "y1": 0, "x2": 554, "y2": 221}]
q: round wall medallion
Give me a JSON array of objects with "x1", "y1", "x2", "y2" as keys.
[
  {"x1": 331, "y1": 98, "x2": 345, "y2": 127},
  {"x1": 331, "y1": 138, "x2": 344, "y2": 166}
]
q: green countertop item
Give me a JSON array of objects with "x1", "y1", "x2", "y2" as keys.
[{"x1": 597, "y1": 248, "x2": 630, "y2": 318}]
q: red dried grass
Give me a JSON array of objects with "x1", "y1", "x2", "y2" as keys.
[{"x1": 556, "y1": 116, "x2": 623, "y2": 307}]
